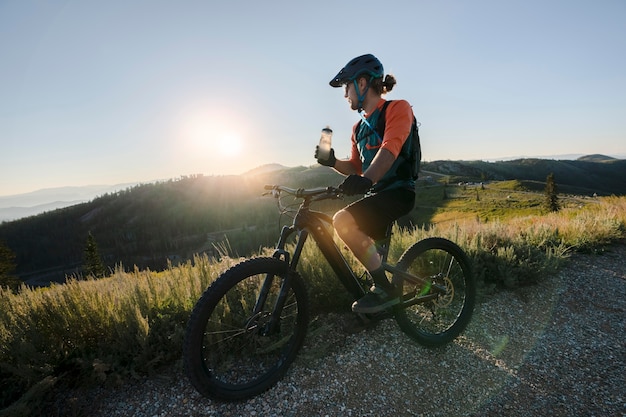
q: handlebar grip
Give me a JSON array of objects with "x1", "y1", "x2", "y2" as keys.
[{"x1": 263, "y1": 184, "x2": 343, "y2": 198}]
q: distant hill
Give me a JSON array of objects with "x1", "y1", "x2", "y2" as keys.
[
  {"x1": 0, "y1": 200, "x2": 84, "y2": 222},
  {"x1": 422, "y1": 155, "x2": 626, "y2": 195},
  {"x1": 576, "y1": 154, "x2": 617, "y2": 163},
  {"x1": 243, "y1": 163, "x2": 289, "y2": 176},
  {"x1": 0, "y1": 183, "x2": 138, "y2": 222}
]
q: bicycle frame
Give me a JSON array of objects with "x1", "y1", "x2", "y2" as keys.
[
  {"x1": 270, "y1": 191, "x2": 439, "y2": 299},
  {"x1": 255, "y1": 187, "x2": 444, "y2": 332},
  {"x1": 273, "y1": 200, "x2": 368, "y2": 301}
]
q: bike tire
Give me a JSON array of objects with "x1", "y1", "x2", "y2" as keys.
[
  {"x1": 183, "y1": 257, "x2": 309, "y2": 401},
  {"x1": 392, "y1": 237, "x2": 475, "y2": 347}
]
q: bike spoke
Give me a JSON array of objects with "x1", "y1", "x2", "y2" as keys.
[
  {"x1": 393, "y1": 238, "x2": 475, "y2": 347},
  {"x1": 193, "y1": 270, "x2": 303, "y2": 388}
]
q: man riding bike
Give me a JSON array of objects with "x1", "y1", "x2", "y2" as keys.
[{"x1": 316, "y1": 53, "x2": 417, "y2": 314}]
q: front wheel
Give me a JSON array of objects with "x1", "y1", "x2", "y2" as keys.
[
  {"x1": 392, "y1": 237, "x2": 475, "y2": 347},
  {"x1": 183, "y1": 257, "x2": 309, "y2": 401}
]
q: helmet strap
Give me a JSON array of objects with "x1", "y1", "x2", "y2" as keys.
[{"x1": 353, "y1": 78, "x2": 372, "y2": 112}]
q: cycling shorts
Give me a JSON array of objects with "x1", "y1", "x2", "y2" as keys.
[{"x1": 343, "y1": 187, "x2": 415, "y2": 240}]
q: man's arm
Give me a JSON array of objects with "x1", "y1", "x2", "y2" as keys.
[
  {"x1": 332, "y1": 142, "x2": 397, "y2": 182},
  {"x1": 363, "y1": 148, "x2": 396, "y2": 184},
  {"x1": 332, "y1": 159, "x2": 359, "y2": 176}
]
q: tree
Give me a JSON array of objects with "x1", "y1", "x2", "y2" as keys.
[
  {"x1": 0, "y1": 241, "x2": 20, "y2": 290},
  {"x1": 83, "y1": 232, "x2": 107, "y2": 278},
  {"x1": 544, "y1": 173, "x2": 560, "y2": 212}
]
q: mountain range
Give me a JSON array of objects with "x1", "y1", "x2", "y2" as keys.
[
  {"x1": 0, "y1": 155, "x2": 625, "y2": 286},
  {"x1": 2, "y1": 155, "x2": 625, "y2": 222},
  {"x1": 0, "y1": 184, "x2": 138, "y2": 222}
]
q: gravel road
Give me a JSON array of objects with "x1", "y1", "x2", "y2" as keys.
[{"x1": 55, "y1": 244, "x2": 625, "y2": 416}]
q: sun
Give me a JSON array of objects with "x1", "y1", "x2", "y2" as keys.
[
  {"x1": 217, "y1": 132, "x2": 243, "y2": 157},
  {"x1": 180, "y1": 111, "x2": 245, "y2": 158}
]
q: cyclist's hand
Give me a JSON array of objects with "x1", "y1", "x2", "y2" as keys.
[
  {"x1": 339, "y1": 174, "x2": 373, "y2": 195},
  {"x1": 315, "y1": 146, "x2": 336, "y2": 167}
]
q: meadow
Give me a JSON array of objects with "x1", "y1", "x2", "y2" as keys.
[{"x1": 1, "y1": 189, "x2": 625, "y2": 416}]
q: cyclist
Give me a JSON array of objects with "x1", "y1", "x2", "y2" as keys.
[{"x1": 316, "y1": 53, "x2": 417, "y2": 314}]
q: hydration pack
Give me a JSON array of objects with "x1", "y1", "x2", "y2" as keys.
[{"x1": 358, "y1": 100, "x2": 422, "y2": 180}]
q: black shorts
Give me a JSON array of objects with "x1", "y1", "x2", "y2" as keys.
[{"x1": 343, "y1": 188, "x2": 415, "y2": 240}]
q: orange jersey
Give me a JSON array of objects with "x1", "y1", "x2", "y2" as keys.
[{"x1": 348, "y1": 98, "x2": 414, "y2": 173}]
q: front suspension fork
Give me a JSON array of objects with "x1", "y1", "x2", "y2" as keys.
[{"x1": 253, "y1": 226, "x2": 301, "y2": 335}]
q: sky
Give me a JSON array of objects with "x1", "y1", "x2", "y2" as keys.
[{"x1": 1, "y1": 0, "x2": 625, "y2": 196}]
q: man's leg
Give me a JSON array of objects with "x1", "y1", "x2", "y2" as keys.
[
  {"x1": 333, "y1": 189, "x2": 414, "y2": 313},
  {"x1": 334, "y1": 209, "x2": 398, "y2": 314},
  {"x1": 333, "y1": 208, "x2": 381, "y2": 272}
]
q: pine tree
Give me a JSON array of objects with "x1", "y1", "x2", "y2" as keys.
[
  {"x1": 83, "y1": 232, "x2": 107, "y2": 278},
  {"x1": 544, "y1": 173, "x2": 560, "y2": 212},
  {"x1": 0, "y1": 241, "x2": 20, "y2": 290}
]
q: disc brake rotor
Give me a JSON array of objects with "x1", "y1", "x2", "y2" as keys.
[{"x1": 433, "y1": 277, "x2": 454, "y2": 307}]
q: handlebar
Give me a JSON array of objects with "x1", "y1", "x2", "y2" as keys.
[{"x1": 263, "y1": 185, "x2": 342, "y2": 201}]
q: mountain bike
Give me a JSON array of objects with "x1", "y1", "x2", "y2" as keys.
[{"x1": 183, "y1": 185, "x2": 475, "y2": 401}]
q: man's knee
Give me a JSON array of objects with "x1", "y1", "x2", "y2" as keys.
[{"x1": 333, "y1": 209, "x2": 355, "y2": 237}]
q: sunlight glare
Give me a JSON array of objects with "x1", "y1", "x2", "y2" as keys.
[
  {"x1": 181, "y1": 111, "x2": 245, "y2": 158},
  {"x1": 217, "y1": 132, "x2": 243, "y2": 157}
]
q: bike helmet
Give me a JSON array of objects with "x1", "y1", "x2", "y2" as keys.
[{"x1": 329, "y1": 54, "x2": 384, "y2": 87}]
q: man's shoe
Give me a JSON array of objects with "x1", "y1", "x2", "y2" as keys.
[{"x1": 351, "y1": 285, "x2": 400, "y2": 314}]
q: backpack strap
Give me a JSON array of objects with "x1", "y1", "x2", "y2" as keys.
[
  {"x1": 355, "y1": 100, "x2": 392, "y2": 143},
  {"x1": 374, "y1": 100, "x2": 392, "y2": 141}
]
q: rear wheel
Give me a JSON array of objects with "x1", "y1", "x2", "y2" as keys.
[
  {"x1": 183, "y1": 257, "x2": 309, "y2": 400},
  {"x1": 392, "y1": 238, "x2": 475, "y2": 347}
]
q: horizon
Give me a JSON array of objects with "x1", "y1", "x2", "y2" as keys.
[
  {"x1": 2, "y1": 152, "x2": 625, "y2": 222},
  {"x1": 1, "y1": 151, "x2": 624, "y2": 200},
  {"x1": 2, "y1": 1, "x2": 625, "y2": 196}
]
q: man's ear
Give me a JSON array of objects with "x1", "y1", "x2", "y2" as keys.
[{"x1": 357, "y1": 77, "x2": 368, "y2": 93}]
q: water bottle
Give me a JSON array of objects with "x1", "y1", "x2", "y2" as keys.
[{"x1": 318, "y1": 126, "x2": 333, "y2": 160}]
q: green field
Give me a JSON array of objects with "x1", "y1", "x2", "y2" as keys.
[{"x1": 411, "y1": 179, "x2": 587, "y2": 226}]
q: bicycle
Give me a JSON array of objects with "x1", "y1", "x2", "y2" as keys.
[{"x1": 183, "y1": 185, "x2": 475, "y2": 401}]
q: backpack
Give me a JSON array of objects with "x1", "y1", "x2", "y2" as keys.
[{"x1": 358, "y1": 100, "x2": 422, "y2": 180}]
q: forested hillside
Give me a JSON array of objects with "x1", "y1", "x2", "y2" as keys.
[
  {"x1": 422, "y1": 155, "x2": 626, "y2": 195},
  {"x1": 1, "y1": 156, "x2": 624, "y2": 286},
  {"x1": 0, "y1": 166, "x2": 344, "y2": 285}
]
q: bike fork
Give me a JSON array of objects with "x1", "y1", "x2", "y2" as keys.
[{"x1": 252, "y1": 226, "x2": 301, "y2": 336}]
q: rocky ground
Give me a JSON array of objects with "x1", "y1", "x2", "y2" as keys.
[{"x1": 52, "y1": 245, "x2": 625, "y2": 416}]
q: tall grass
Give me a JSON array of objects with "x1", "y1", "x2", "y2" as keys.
[
  {"x1": 0, "y1": 255, "x2": 235, "y2": 416},
  {"x1": 0, "y1": 196, "x2": 624, "y2": 415},
  {"x1": 419, "y1": 197, "x2": 626, "y2": 289}
]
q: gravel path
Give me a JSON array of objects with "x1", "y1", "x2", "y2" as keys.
[{"x1": 56, "y1": 245, "x2": 625, "y2": 416}]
